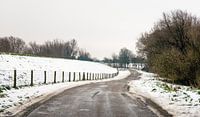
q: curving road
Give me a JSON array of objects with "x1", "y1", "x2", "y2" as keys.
[{"x1": 23, "y1": 71, "x2": 161, "y2": 117}]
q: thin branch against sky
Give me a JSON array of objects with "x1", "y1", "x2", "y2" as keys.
[{"x1": 0, "y1": 0, "x2": 199, "y2": 59}]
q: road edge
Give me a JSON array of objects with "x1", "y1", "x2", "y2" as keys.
[{"x1": 127, "y1": 70, "x2": 173, "y2": 117}]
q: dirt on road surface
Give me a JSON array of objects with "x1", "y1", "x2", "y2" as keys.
[{"x1": 18, "y1": 70, "x2": 170, "y2": 117}]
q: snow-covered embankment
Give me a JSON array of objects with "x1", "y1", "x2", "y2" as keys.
[
  {"x1": 128, "y1": 70, "x2": 200, "y2": 117},
  {"x1": 0, "y1": 54, "x2": 117, "y2": 87}
]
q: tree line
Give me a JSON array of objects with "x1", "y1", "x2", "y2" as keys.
[
  {"x1": 0, "y1": 36, "x2": 92, "y2": 61},
  {"x1": 103, "y1": 47, "x2": 145, "y2": 68},
  {"x1": 137, "y1": 10, "x2": 200, "y2": 87}
]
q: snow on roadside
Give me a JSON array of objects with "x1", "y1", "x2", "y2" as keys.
[
  {"x1": 0, "y1": 70, "x2": 130, "y2": 116},
  {"x1": 128, "y1": 70, "x2": 200, "y2": 117}
]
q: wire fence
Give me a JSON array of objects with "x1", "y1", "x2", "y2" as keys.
[{"x1": 0, "y1": 70, "x2": 119, "y2": 88}]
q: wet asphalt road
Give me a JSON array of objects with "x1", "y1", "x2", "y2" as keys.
[{"x1": 25, "y1": 71, "x2": 158, "y2": 117}]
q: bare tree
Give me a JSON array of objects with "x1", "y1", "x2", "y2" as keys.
[
  {"x1": 111, "y1": 53, "x2": 118, "y2": 68},
  {"x1": 29, "y1": 42, "x2": 41, "y2": 55},
  {"x1": 137, "y1": 10, "x2": 200, "y2": 87},
  {"x1": 63, "y1": 39, "x2": 78, "y2": 59},
  {"x1": 0, "y1": 36, "x2": 25, "y2": 54},
  {"x1": 77, "y1": 49, "x2": 92, "y2": 61},
  {"x1": 0, "y1": 37, "x2": 10, "y2": 53},
  {"x1": 118, "y1": 48, "x2": 134, "y2": 68}
]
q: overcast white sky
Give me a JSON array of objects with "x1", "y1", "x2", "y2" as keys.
[{"x1": 0, "y1": 0, "x2": 200, "y2": 59}]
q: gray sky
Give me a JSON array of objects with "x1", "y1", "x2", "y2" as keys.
[{"x1": 0, "y1": 0, "x2": 199, "y2": 59}]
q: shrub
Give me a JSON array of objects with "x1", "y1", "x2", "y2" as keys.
[{"x1": 137, "y1": 10, "x2": 200, "y2": 87}]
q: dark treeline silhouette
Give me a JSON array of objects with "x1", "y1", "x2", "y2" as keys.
[
  {"x1": 103, "y1": 47, "x2": 145, "y2": 68},
  {"x1": 0, "y1": 36, "x2": 93, "y2": 61},
  {"x1": 0, "y1": 36, "x2": 25, "y2": 54},
  {"x1": 137, "y1": 10, "x2": 200, "y2": 87},
  {"x1": 77, "y1": 49, "x2": 93, "y2": 61}
]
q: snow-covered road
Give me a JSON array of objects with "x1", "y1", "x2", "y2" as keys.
[{"x1": 21, "y1": 70, "x2": 158, "y2": 117}]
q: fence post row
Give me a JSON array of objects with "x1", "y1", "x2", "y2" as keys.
[{"x1": 12, "y1": 69, "x2": 119, "y2": 88}]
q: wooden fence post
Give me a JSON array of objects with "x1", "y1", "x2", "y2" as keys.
[
  {"x1": 99, "y1": 73, "x2": 101, "y2": 80},
  {"x1": 13, "y1": 70, "x2": 17, "y2": 88},
  {"x1": 79, "y1": 72, "x2": 81, "y2": 81},
  {"x1": 69, "y1": 72, "x2": 71, "y2": 82},
  {"x1": 30, "y1": 70, "x2": 33, "y2": 86},
  {"x1": 44, "y1": 71, "x2": 47, "y2": 84},
  {"x1": 87, "y1": 73, "x2": 88, "y2": 80},
  {"x1": 83, "y1": 72, "x2": 85, "y2": 80},
  {"x1": 54, "y1": 71, "x2": 56, "y2": 83},
  {"x1": 73, "y1": 72, "x2": 76, "y2": 81},
  {"x1": 62, "y1": 71, "x2": 64, "y2": 82}
]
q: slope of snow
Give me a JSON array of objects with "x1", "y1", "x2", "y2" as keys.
[
  {"x1": 0, "y1": 70, "x2": 130, "y2": 116},
  {"x1": 0, "y1": 54, "x2": 117, "y2": 87},
  {"x1": 128, "y1": 70, "x2": 200, "y2": 117}
]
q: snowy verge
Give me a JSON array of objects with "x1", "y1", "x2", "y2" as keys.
[
  {"x1": 0, "y1": 54, "x2": 117, "y2": 87},
  {"x1": 128, "y1": 70, "x2": 200, "y2": 117},
  {"x1": 0, "y1": 70, "x2": 130, "y2": 116}
]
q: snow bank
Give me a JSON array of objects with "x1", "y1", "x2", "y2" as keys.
[
  {"x1": 0, "y1": 70, "x2": 130, "y2": 116},
  {"x1": 128, "y1": 70, "x2": 200, "y2": 117},
  {"x1": 0, "y1": 54, "x2": 117, "y2": 87}
]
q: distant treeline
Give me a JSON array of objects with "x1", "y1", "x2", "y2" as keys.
[
  {"x1": 0, "y1": 36, "x2": 93, "y2": 61},
  {"x1": 103, "y1": 47, "x2": 145, "y2": 68}
]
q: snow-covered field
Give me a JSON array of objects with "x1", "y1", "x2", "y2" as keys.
[
  {"x1": 128, "y1": 70, "x2": 200, "y2": 117},
  {"x1": 0, "y1": 70, "x2": 130, "y2": 116},
  {"x1": 0, "y1": 54, "x2": 117, "y2": 87}
]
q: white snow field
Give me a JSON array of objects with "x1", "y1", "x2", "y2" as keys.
[
  {"x1": 128, "y1": 70, "x2": 200, "y2": 117},
  {"x1": 0, "y1": 54, "x2": 118, "y2": 87}
]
